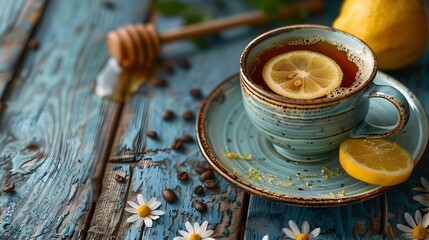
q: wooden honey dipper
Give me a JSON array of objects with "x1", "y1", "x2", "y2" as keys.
[{"x1": 106, "y1": 0, "x2": 324, "y2": 68}]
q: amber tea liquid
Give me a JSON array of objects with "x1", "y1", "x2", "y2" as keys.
[{"x1": 249, "y1": 40, "x2": 359, "y2": 97}]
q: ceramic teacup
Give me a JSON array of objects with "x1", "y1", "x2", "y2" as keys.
[{"x1": 239, "y1": 24, "x2": 410, "y2": 162}]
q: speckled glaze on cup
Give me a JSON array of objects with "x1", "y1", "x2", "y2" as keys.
[{"x1": 240, "y1": 25, "x2": 410, "y2": 162}]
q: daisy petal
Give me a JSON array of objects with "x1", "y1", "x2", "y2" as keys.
[
  {"x1": 173, "y1": 237, "x2": 186, "y2": 240},
  {"x1": 262, "y1": 236, "x2": 269, "y2": 240},
  {"x1": 204, "y1": 238, "x2": 215, "y2": 240},
  {"x1": 422, "y1": 212, "x2": 429, "y2": 227},
  {"x1": 136, "y1": 218, "x2": 144, "y2": 227},
  {"x1": 149, "y1": 200, "x2": 161, "y2": 210},
  {"x1": 149, "y1": 215, "x2": 160, "y2": 220},
  {"x1": 405, "y1": 212, "x2": 416, "y2": 227},
  {"x1": 422, "y1": 177, "x2": 429, "y2": 191},
  {"x1": 178, "y1": 230, "x2": 191, "y2": 238},
  {"x1": 147, "y1": 197, "x2": 156, "y2": 206},
  {"x1": 194, "y1": 222, "x2": 200, "y2": 234},
  {"x1": 127, "y1": 214, "x2": 140, "y2": 223},
  {"x1": 402, "y1": 232, "x2": 414, "y2": 238},
  {"x1": 185, "y1": 221, "x2": 194, "y2": 234},
  {"x1": 416, "y1": 210, "x2": 423, "y2": 225},
  {"x1": 127, "y1": 201, "x2": 140, "y2": 209},
  {"x1": 302, "y1": 221, "x2": 310, "y2": 234},
  {"x1": 201, "y1": 230, "x2": 214, "y2": 238},
  {"x1": 200, "y1": 221, "x2": 209, "y2": 232},
  {"x1": 151, "y1": 210, "x2": 165, "y2": 216},
  {"x1": 144, "y1": 217, "x2": 153, "y2": 228},
  {"x1": 125, "y1": 207, "x2": 137, "y2": 213},
  {"x1": 289, "y1": 220, "x2": 300, "y2": 235},
  {"x1": 137, "y1": 194, "x2": 145, "y2": 205},
  {"x1": 310, "y1": 227, "x2": 321, "y2": 237},
  {"x1": 414, "y1": 187, "x2": 428, "y2": 192},
  {"x1": 397, "y1": 224, "x2": 413, "y2": 232},
  {"x1": 283, "y1": 228, "x2": 297, "y2": 238}
]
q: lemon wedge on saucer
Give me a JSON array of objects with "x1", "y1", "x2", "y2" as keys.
[
  {"x1": 339, "y1": 139, "x2": 414, "y2": 186},
  {"x1": 262, "y1": 50, "x2": 343, "y2": 100}
]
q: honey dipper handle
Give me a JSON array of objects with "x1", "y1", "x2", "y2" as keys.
[{"x1": 159, "y1": 0, "x2": 324, "y2": 43}]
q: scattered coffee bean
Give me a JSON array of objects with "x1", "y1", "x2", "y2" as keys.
[
  {"x1": 177, "y1": 171, "x2": 189, "y2": 181},
  {"x1": 28, "y1": 39, "x2": 39, "y2": 49},
  {"x1": 114, "y1": 174, "x2": 125, "y2": 183},
  {"x1": 2, "y1": 183, "x2": 14, "y2": 193},
  {"x1": 190, "y1": 88, "x2": 202, "y2": 98},
  {"x1": 194, "y1": 165, "x2": 210, "y2": 174},
  {"x1": 194, "y1": 201, "x2": 207, "y2": 212},
  {"x1": 162, "y1": 64, "x2": 174, "y2": 74},
  {"x1": 177, "y1": 58, "x2": 190, "y2": 69},
  {"x1": 180, "y1": 135, "x2": 193, "y2": 143},
  {"x1": 162, "y1": 189, "x2": 177, "y2": 203},
  {"x1": 26, "y1": 143, "x2": 39, "y2": 151},
  {"x1": 203, "y1": 179, "x2": 217, "y2": 189},
  {"x1": 151, "y1": 77, "x2": 167, "y2": 87},
  {"x1": 182, "y1": 111, "x2": 193, "y2": 121},
  {"x1": 172, "y1": 139, "x2": 184, "y2": 150},
  {"x1": 199, "y1": 170, "x2": 215, "y2": 182},
  {"x1": 194, "y1": 185, "x2": 204, "y2": 195},
  {"x1": 102, "y1": 0, "x2": 116, "y2": 10},
  {"x1": 162, "y1": 110, "x2": 174, "y2": 120},
  {"x1": 146, "y1": 130, "x2": 157, "y2": 139}
]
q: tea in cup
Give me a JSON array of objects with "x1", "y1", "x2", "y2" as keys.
[{"x1": 239, "y1": 25, "x2": 410, "y2": 162}]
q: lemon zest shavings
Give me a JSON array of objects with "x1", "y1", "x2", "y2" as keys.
[{"x1": 223, "y1": 146, "x2": 252, "y2": 160}]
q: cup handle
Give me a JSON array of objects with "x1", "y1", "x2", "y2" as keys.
[{"x1": 351, "y1": 84, "x2": 410, "y2": 138}]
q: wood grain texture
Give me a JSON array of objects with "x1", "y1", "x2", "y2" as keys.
[
  {"x1": 0, "y1": 0, "x2": 46, "y2": 99},
  {"x1": 0, "y1": 0, "x2": 150, "y2": 239},
  {"x1": 92, "y1": 34, "x2": 257, "y2": 239}
]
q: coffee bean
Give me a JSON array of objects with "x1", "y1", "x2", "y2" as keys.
[
  {"x1": 194, "y1": 165, "x2": 210, "y2": 174},
  {"x1": 194, "y1": 185, "x2": 204, "y2": 195},
  {"x1": 146, "y1": 130, "x2": 157, "y2": 139},
  {"x1": 162, "y1": 189, "x2": 177, "y2": 203},
  {"x1": 2, "y1": 183, "x2": 14, "y2": 193},
  {"x1": 151, "y1": 77, "x2": 167, "y2": 87},
  {"x1": 199, "y1": 170, "x2": 215, "y2": 182},
  {"x1": 162, "y1": 110, "x2": 174, "y2": 120},
  {"x1": 114, "y1": 174, "x2": 125, "y2": 183},
  {"x1": 177, "y1": 171, "x2": 189, "y2": 181},
  {"x1": 180, "y1": 135, "x2": 193, "y2": 143},
  {"x1": 190, "y1": 89, "x2": 202, "y2": 98},
  {"x1": 28, "y1": 39, "x2": 39, "y2": 49},
  {"x1": 194, "y1": 201, "x2": 207, "y2": 212},
  {"x1": 177, "y1": 58, "x2": 190, "y2": 69},
  {"x1": 172, "y1": 139, "x2": 184, "y2": 150},
  {"x1": 203, "y1": 179, "x2": 217, "y2": 189},
  {"x1": 162, "y1": 64, "x2": 174, "y2": 74},
  {"x1": 182, "y1": 111, "x2": 193, "y2": 121}
]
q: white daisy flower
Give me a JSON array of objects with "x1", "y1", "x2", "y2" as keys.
[
  {"x1": 397, "y1": 210, "x2": 429, "y2": 240},
  {"x1": 283, "y1": 220, "x2": 321, "y2": 240},
  {"x1": 414, "y1": 177, "x2": 429, "y2": 193},
  {"x1": 173, "y1": 221, "x2": 214, "y2": 240},
  {"x1": 414, "y1": 194, "x2": 429, "y2": 212},
  {"x1": 125, "y1": 194, "x2": 165, "y2": 227}
]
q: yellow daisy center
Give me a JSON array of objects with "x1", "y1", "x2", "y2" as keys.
[
  {"x1": 296, "y1": 233, "x2": 309, "y2": 240},
  {"x1": 189, "y1": 233, "x2": 201, "y2": 240},
  {"x1": 413, "y1": 225, "x2": 427, "y2": 240},
  {"x1": 137, "y1": 204, "x2": 151, "y2": 217}
]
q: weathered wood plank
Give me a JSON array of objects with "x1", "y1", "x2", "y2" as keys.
[
  {"x1": 0, "y1": 0, "x2": 150, "y2": 239},
  {"x1": 0, "y1": 0, "x2": 46, "y2": 99}
]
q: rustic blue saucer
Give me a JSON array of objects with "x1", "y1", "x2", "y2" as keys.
[{"x1": 196, "y1": 72, "x2": 429, "y2": 207}]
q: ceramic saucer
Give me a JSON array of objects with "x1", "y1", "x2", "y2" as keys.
[{"x1": 196, "y1": 72, "x2": 428, "y2": 207}]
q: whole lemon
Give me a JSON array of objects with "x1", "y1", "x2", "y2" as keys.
[{"x1": 333, "y1": 0, "x2": 428, "y2": 70}]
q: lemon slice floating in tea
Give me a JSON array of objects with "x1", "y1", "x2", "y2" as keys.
[
  {"x1": 262, "y1": 50, "x2": 343, "y2": 99},
  {"x1": 339, "y1": 139, "x2": 414, "y2": 186}
]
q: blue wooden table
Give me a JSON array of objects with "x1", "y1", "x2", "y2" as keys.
[{"x1": 1, "y1": 0, "x2": 428, "y2": 239}]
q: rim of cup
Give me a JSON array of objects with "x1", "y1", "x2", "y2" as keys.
[{"x1": 239, "y1": 24, "x2": 378, "y2": 106}]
